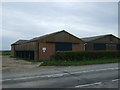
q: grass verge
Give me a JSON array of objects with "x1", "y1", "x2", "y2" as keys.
[
  {"x1": 0, "y1": 51, "x2": 11, "y2": 56},
  {"x1": 9, "y1": 56, "x2": 119, "y2": 66},
  {"x1": 40, "y1": 58, "x2": 119, "y2": 66}
]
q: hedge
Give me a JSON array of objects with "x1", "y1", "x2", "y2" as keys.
[{"x1": 53, "y1": 51, "x2": 120, "y2": 61}]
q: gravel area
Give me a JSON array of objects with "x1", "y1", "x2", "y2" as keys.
[{"x1": 2, "y1": 55, "x2": 41, "y2": 73}]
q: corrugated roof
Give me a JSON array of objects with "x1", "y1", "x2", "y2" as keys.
[
  {"x1": 29, "y1": 30, "x2": 83, "y2": 42},
  {"x1": 12, "y1": 31, "x2": 119, "y2": 45},
  {"x1": 12, "y1": 40, "x2": 28, "y2": 45},
  {"x1": 29, "y1": 32, "x2": 57, "y2": 41},
  {"x1": 81, "y1": 34, "x2": 113, "y2": 42},
  {"x1": 12, "y1": 30, "x2": 84, "y2": 45}
]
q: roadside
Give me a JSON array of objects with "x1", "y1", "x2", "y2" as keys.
[
  {"x1": 2, "y1": 51, "x2": 119, "y2": 88},
  {"x1": 1, "y1": 53, "x2": 119, "y2": 73},
  {"x1": 40, "y1": 58, "x2": 119, "y2": 66},
  {"x1": 2, "y1": 55, "x2": 67, "y2": 74},
  {"x1": 9, "y1": 55, "x2": 119, "y2": 66},
  {"x1": 2, "y1": 55, "x2": 41, "y2": 73},
  {"x1": 2, "y1": 63, "x2": 118, "y2": 88}
]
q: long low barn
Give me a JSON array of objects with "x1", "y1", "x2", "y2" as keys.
[
  {"x1": 11, "y1": 30, "x2": 120, "y2": 60},
  {"x1": 11, "y1": 30, "x2": 84, "y2": 60},
  {"x1": 81, "y1": 34, "x2": 120, "y2": 51}
]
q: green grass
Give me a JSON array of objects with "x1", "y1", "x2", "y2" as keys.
[
  {"x1": 0, "y1": 51, "x2": 11, "y2": 56},
  {"x1": 40, "y1": 58, "x2": 119, "y2": 66},
  {"x1": 9, "y1": 56, "x2": 119, "y2": 66}
]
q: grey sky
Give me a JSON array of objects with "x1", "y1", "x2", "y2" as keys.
[{"x1": 2, "y1": 2, "x2": 118, "y2": 50}]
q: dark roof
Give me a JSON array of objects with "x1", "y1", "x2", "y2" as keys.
[
  {"x1": 29, "y1": 30, "x2": 83, "y2": 42},
  {"x1": 81, "y1": 34, "x2": 113, "y2": 42},
  {"x1": 12, "y1": 30, "x2": 84, "y2": 45},
  {"x1": 12, "y1": 40, "x2": 28, "y2": 45},
  {"x1": 29, "y1": 31, "x2": 59, "y2": 41}
]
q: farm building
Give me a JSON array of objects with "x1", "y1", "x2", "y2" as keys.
[
  {"x1": 81, "y1": 34, "x2": 120, "y2": 51},
  {"x1": 11, "y1": 30, "x2": 120, "y2": 60},
  {"x1": 11, "y1": 30, "x2": 85, "y2": 60}
]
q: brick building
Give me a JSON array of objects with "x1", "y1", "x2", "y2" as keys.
[
  {"x1": 81, "y1": 34, "x2": 120, "y2": 51},
  {"x1": 11, "y1": 30, "x2": 85, "y2": 60},
  {"x1": 11, "y1": 30, "x2": 120, "y2": 60}
]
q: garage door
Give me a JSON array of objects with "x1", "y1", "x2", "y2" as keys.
[
  {"x1": 94, "y1": 43, "x2": 106, "y2": 50},
  {"x1": 55, "y1": 42, "x2": 72, "y2": 51}
]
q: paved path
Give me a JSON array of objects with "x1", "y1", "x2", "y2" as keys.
[{"x1": 2, "y1": 63, "x2": 119, "y2": 88}]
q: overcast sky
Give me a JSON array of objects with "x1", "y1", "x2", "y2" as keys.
[{"x1": 2, "y1": 2, "x2": 118, "y2": 50}]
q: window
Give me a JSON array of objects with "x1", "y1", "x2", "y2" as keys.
[{"x1": 55, "y1": 42, "x2": 72, "y2": 51}]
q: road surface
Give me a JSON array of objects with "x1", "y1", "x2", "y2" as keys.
[{"x1": 2, "y1": 63, "x2": 119, "y2": 88}]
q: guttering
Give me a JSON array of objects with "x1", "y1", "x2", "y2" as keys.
[{"x1": 84, "y1": 43, "x2": 87, "y2": 51}]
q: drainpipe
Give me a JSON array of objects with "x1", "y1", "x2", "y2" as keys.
[
  {"x1": 36, "y1": 42, "x2": 39, "y2": 60},
  {"x1": 84, "y1": 43, "x2": 87, "y2": 51}
]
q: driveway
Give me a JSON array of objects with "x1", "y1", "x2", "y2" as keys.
[{"x1": 2, "y1": 55, "x2": 41, "y2": 73}]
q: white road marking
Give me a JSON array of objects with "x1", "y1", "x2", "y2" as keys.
[
  {"x1": 112, "y1": 79, "x2": 120, "y2": 82},
  {"x1": 47, "y1": 73, "x2": 65, "y2": 77},
  {"x1": 2, "y1": 67, "x2": 118, "y2": 82},
  {"x1": 71, "y1": 67, "x2": 118, "y2": 74},
  {"x1": 2, "y1": 73, "x2": 68, "y2": 81},
  {"x1": 75, "y1": 82, "x2": 102, "y2": 88},
  {"x1": 2, "y1": 79, "x2": 11, "y2": 81},
  {"x1": 95, "y1": 67, "x2": 118, "y2": 71},
  {"x1": 75, "y1": 79, "x2": 120, "y2": 88}
]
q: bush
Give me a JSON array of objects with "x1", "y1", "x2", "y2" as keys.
[{"x1": 53, "y1": 51, "x2": 120, "y2": 61}]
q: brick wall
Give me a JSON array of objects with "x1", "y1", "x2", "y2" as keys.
[
  {"x1": 39, "y1": 42, "x2": 55, "y2": 60},
  {"x1": 72, "y1": 43, "x2": 84, "y2": 51},
  {"x1": 85, "y1": 43, "x2": 93, "y2": 51},
  {"x1": 106, "y1": 44, "x2": 117, "y2": 50}
]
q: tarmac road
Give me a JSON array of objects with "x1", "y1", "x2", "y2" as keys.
[{"x1": 2, "y1": 63, "x2": 119, "y2": 88}]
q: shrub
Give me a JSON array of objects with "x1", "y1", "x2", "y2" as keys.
[{"x1": 53, "y1": 51, "x2": 120, "y2": 61}]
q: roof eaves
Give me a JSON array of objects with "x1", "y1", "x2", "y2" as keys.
[
  {"x1": 81, "y1": 34, "x2": 112, "y2": 42},
  {"x1": 63, "y1": 30, "x2": 85, "y2": 43}
]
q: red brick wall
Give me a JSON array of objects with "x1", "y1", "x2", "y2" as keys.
[
  {"x1": 39, "y1": 43, "x2": 55, "y2": 60},
  {"x1": 72, "y1": 43, "x2": 84, "y2": 51},
  {"x1": 106, "y1": 44, "x2": 117, "y2": 50},
  {"x1": 34, "y1": 51, "x2": 38, "y2": 60},
  {"x1": 86, "y1": 43, "x2": 94, "y2": 51}
]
